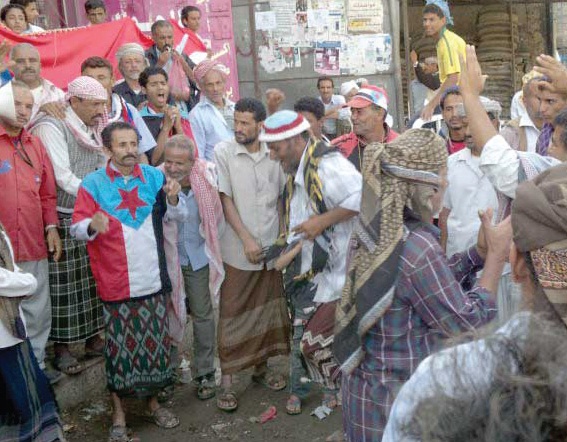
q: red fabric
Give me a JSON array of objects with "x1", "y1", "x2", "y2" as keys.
[
  {"x1": 72, "y1": 187, "x2": 130, "y2": 302},
  {"x1": 333, "y1": 126, "x2": 399, "y2": 158},
  {"x1": 0, "y1": 18, "x2": 204, "y2": 90},
  {"x1": 180, "y1": 119, "x2": 196, "y2": 154},
  {"x1": 447, "y1": 138, "x2": 466, "y2": 155},
  {"x1": 106, "y1": 162, "x2": 145, "y2": 183},
  {"x1": 0, "y1": 127, "x2": 58, "y2": 262},
  {"x1": 168, "y1": 19, "x2": 207, "y2": 53}
]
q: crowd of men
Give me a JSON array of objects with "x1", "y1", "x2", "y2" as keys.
[{"x1": 2, "y1": 0, "x2": 567, "y2": 441}]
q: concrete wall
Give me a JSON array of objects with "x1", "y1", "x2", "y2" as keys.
[{"x1": 232, "y1": 0, "x2": 403, "y2": 130}]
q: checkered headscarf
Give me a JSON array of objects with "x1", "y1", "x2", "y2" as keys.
[
  {"x1": 193, "y1": 59, "x2": 228, "y2": 85},
  {"x1": 65, "y1": 76, "x2": 108, "y2": 102},
  {"x1": 64, "y1": 76, "x2": 108, "y2": 151},
  {"x1": 335, "y1": 129, "x2": 448, "y2": 374}
]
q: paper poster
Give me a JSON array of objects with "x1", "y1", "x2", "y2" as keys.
[
  {"x1": 314, "y1": 41, "x2": 341, "y2": 75},
  {"x1": 307, "y1": 9, "x2": 329, "y2": 29},
  {"x1": 347, "y1": 0, "x2": 383, "y2": 34},
  {"x1": 259, "y1": 44, "x2": 288, "y2": 73},
  {"x1": 259, "y1": 44, "x2": 302, "y2": 73},
  {"x1": 375, "y1": 34, "x2": 392, "y2": 71},
  {"x1": 270, "y1": 0, "x2": 314, "y2": 47},
  {"x1": 339, "y1": 34, "x2": 391, "y2": 74},
  {"x1": 255, "y1": 11, "x2": 277, "y2": 31}
]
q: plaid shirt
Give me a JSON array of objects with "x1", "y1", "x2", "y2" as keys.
[{"x1": 342, "y1": 224, "x2": 497, "y2": 441}]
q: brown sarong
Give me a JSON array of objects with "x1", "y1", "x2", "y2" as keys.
[{"x1": 218, "y1": 264, "x2": 290, "y2": 374}]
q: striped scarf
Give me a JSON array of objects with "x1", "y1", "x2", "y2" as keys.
[
  {"x1": 282, "y1": 138, "x2": 334, "y2": 282},
  {"x1": 334, "y1": 129, "x2": 447, "y2": 374}
]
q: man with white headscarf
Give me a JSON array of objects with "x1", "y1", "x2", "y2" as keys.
[
  {"x1": 339, "y1": 80, "x2": 359, "y2": 103},
  {"x1": 113, "y1": 42, "x2": 148, "y2": 109},
  {"x1": 29, "y1": 76, "x2": 108, "y2": 376}
]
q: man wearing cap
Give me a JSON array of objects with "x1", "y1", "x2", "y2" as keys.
[
  {"x1": 214, "y1": 98, "x2": 290, "y2": 412},
  {"x1": 113, "y1": 42, "x2": 148, "y2": 109},
  {"x1": 261, "y1": 110, "x2": 361, "y2": 416},
  {"x1": 0, "y1": 80, "x2": 62, "y2": 382},
  {"x1": 9, "y1": 43, "x2": 65, "y2": 127},
  {"x1": 189, "y1": 59, "x2": 234, "y2": 162},
  {"x1": 420, "y1": 0, "x2": 467, "y2": 121},
  {"x1": 29, "y1": 76, "x2": 108, "y2": 375},
  {"x1": 332, "y1": 87, "x2": 398, "y2": 172}
]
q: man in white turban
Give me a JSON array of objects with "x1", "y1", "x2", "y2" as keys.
[{"x1": 113, "y1": 43, "x2": 149, "y2": 109}]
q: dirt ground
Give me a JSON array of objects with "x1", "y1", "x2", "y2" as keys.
[{"x1": 61, "y1": 357, "x2": 343, "y2": 442}]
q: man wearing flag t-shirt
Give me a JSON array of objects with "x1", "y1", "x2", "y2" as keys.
[{"x1": 71, "y1": 121, "x2": 190, "y2": 439}]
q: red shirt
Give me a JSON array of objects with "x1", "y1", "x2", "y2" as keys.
[
  {"x1": 332, "y1": 126, "x2": 399, "y2": 158},
  {"x1": 0, "y1": 127, "x2": 58, "y2": 262}
]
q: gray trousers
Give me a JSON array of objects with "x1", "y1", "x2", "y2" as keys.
[
  {"x1": 18, "y1": 259, "x2": 50, "y2": 368},
  {"x1": 182, "y1": 263, "x2": 215, "y2": 379}
]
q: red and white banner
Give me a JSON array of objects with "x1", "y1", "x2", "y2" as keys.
[{"x1": 0, "y1": 18, "x2": 207, "y2": 90}]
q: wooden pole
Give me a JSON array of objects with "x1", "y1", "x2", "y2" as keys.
[{"x1": 401, "y1": 0, "x2": 413, "y2": 117}]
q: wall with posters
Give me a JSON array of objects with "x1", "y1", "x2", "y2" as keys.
[
  {"x1": 57, "y1": 0, "x2": 400, "y2": 127},
  {"x1": 60, "y1": 0, "x2": 240, "y2": 102},
  {"x1": 232, "y1": 0, "x2": 402, "y2": 129}
]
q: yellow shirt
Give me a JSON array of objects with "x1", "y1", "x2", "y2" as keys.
[{"x1": 436, "y1": 28, "x2": 466, "y2": 84}]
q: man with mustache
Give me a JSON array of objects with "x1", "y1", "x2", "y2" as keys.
[
  {"x1": 440, "y1": 87, "x2": 467, "y2": 154},
  {"x1": 9, "y1": 43, "x2": 65, "y2": 127},
  {"x1": 0, "y1": 80, "x2": 61, "y2": 383},
  {"x1": 29, "y1": 76, "x2": 108, "y2": 376},
  {"x1": 113, "y1": 43, "x2": 148, "y2": 109},
  {"x1": 71, "y1": 121, "x2": 185, "y2": 439}
]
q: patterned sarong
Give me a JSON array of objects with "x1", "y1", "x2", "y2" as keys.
[
  {"x1": 0, "y1": 340, "x2": 63, "y2": 442},
  {"x1": 103, "y1": 292, "x2": 172, "y2": 397},
  {"x1": 218, "y1": 264, "x2": 290, "y2": 374},
  {"x1": 49, "y1": 215, "x2": 103, "y2": 343},
  {"x1": 299, "y1": 300, "x2": 339, "y2": 390}
]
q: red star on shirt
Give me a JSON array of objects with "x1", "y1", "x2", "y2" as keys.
[{"x1": 115, "y1": 187, "x2": 147, "y2": 220}]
